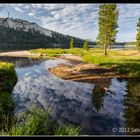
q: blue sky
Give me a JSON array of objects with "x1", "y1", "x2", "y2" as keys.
[{"x1": 0, "y1": 4, "x2": 140, "y2": 42}]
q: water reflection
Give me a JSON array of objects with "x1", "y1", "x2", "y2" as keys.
[
  {"x1": 92, "y1": 84, "x2": 107, "y2": 112},
  {"x1": 123, "y1": 78, "x2": 140, "y2": 135},
  {"x1": 92, "y1": 78, "x2": 111, "y2": 112},
  {"x1": 0, "y1": 56, "x2": 45, "y2": 68},
  {"x1": 1, "y1": 56, "x2": 140, "y2": 135}
]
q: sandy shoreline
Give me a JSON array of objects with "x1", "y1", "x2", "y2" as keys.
[{"x1": 0, "y1": 51, "x2": 40, "y2": 57}]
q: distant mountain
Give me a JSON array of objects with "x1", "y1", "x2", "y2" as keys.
[
  {"x1": 0, "y1": 18, "x2": 52, "y2": 36},
  {"x1": 0, "y1": 17, "x2": 94, "y2": 51}
]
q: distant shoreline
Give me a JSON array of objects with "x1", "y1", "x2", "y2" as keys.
[{"x1": 0, "y1": 50, "x2": 41, "y2": 57}]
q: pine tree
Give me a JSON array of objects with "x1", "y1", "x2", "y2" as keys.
[
  {"x1": 136, "y1": 18, "x2": 140, "y2": 51},
  {"x1": 83, "y1": 40, "x2": 89, "y2": 51},
  {"x1": 97, "y1": 4, "x2": 119, "y2": 55},
  {"x1": 70, "y1": 38, "x2": 74, "y2": 49}
]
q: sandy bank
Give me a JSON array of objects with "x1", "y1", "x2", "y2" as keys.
[
  {"x1": 49, "y1": 54, "x2": 128, "y2": 85},
  {"x1": 0, "y1": 51, "x2": 40, "y2": 57}
]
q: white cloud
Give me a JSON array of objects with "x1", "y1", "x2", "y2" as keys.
[
  {"x1": 1, "y1": 4, "x2": 140, "y2": 42},
  {"x1": 28, "y1": 10, "x2": 36, "y2": 17},
  {"x1": 14, "y1": 7, "x2": 24, "y2": 12},
  {"x1": 34, "y1": 4, "x2": 98, "y2": 41}
]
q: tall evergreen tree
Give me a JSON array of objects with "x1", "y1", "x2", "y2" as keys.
[
  {"x1": 70, "y1": 38, "x2": 74, "y2": 49},
  {"x1": 83, "y1": 40, "x2": 89, "y2": 51},
  {"x1": 97, "y1": 4, "x2": 119, "y2": 55},
  {"x1": 136, "y1": 18, "x2": 140, "y2": 51}
]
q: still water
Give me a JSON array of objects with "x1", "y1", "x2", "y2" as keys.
[{"x1": 0, "y1": 56, "x2": 140, "y2": 135}]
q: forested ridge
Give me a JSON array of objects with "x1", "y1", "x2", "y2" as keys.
[
  {"x1": 0, "y1": 17, "x2": 126, "y2": 51},
  {"x1": 0, "y1": 24, "x2": 94, "y2": 51}
]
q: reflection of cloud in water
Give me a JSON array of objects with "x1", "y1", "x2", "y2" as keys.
[{"x1": 12, "y1": 59, "x2": 128, "y2": 135}]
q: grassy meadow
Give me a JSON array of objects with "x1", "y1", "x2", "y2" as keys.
[{"x1": 30, "y1": 48, "x2": 140, "y2": 78}]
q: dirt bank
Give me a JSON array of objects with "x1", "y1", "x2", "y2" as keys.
[{"x1": 49, "y1": 54, "x2": 128, "y2": 85}]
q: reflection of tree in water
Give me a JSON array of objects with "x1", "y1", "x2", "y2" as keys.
[
  {"x1": 92, "y1": 78, "x2": 111, "y2": 112},
  {"x1": 123, "y1": 78, "x2": 140, "y2": 135},
  {"x1": 0, "y1": 56, "x2": 44, "y2": 68}
]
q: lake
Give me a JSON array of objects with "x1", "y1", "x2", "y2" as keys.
[
  {"x1": 0, "y1": 56, "x2": 140, "y2": 135},
  {"x1": 89, "y1": 44, "x2": 125, "y2": 48}
]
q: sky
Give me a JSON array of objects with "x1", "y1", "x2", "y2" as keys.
[{"x1": 0, "y1": 4, "x2": 140, "y2": 42}]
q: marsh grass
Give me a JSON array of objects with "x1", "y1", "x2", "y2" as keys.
[
  {"x1": 0, "y1": 62, "x2": 17, "y2": 92},
  {"x1": 54, "y1": 124, "x2": 81, "y2": 136},
  {"x1": 1, "y1": 108, "x2": 81, "y2": 136},
  {"x1": 0, "y1": 62, "x2": 17, "y2": 133},
  {"x1": 30, "y1": 48, "x2": 86, "y2": 57},
  {"x1": 30, "y1": 48, "x2": 67, "y2": 57}
]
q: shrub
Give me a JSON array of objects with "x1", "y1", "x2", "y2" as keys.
[{"x1": 83, "y1": 40, "x2": 89, "y2": 51}]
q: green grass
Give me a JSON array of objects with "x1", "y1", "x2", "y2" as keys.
[
  {"x1": 82, "y1": 50, "x2": 140, "y2": 77},
  {"x1": 1, "y1": 108, "x2": 81, "y2": 136},
  {"x1": 54, "y1": 124, "x2": 80, "y2": 136},
  {"x1": 30, "y1": 48, "x2": 87, "y2": 57},
  {"x1": 30, "y1": 48, "x2": 67, "y2": 57},
  {"x1": 0, "y1": 62, "x2": 17, "y2": 132},
  {"x1": 30, "y1": 48, "x2": 140, "y2": 78},
  {"x1": 0, "y1": 62, "x2": 17, "y2": 92}
]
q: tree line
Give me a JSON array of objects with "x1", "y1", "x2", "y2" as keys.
[{"x1": 0, "y1": 25, "x2": 94, "y2": 51}]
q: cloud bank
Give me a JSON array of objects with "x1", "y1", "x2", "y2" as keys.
[{"x1": 0, "y1": 4, "x2": 140, "y2": 42}]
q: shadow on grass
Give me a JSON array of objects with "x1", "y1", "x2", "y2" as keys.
[{"x1": 100, "y1": 61, "x2": 140, "y2": 77}]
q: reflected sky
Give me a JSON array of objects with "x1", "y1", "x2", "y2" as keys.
[{"x1": 1, "y1": 56, "x2": 140, "y2": 135}]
